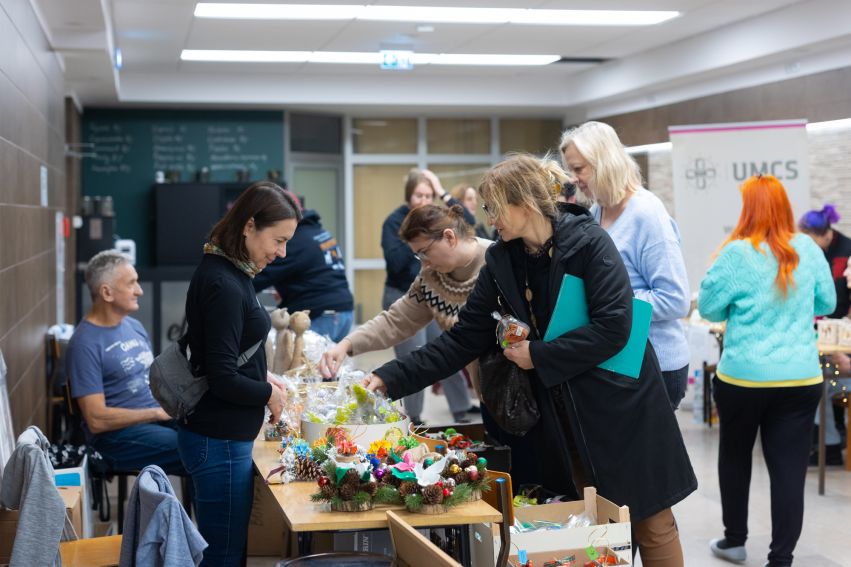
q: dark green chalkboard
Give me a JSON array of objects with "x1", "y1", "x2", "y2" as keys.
[{"x1": 82, "y1": 109, "x2": 284, "y2": 266}]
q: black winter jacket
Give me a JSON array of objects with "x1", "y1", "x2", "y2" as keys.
[
  {"x1": 375, "y1": 204, "x2": 697, "y2": 521},
  {"x1": 253, "y1": 210, "x2": 353, "y2": 318}
]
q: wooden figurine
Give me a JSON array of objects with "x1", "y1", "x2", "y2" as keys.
[
  {"x1": 271, "y1": 308, "x2": 293, "y2": 373},
  {"x1": 288, "y1": 310, "x2": 312, "y2": 371}
]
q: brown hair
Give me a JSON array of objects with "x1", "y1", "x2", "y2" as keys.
[
  {"x1": 399, "y1": 204, "x2": 473, "y2": 242},
  {"x1": 404, "y1": 168, "x2": 435, "y2": 203},
  {"x1": 478, "y1": 154, "x2": 566, "y2": 222},
  {"x1": 450, "y1": 183, "x2": 475, "y2": 201},
  {"x1": 208, "y1": 181, "x2": 302, "y2": 262}
]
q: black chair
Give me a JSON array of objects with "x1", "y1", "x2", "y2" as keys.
[{"x1": 62, "y1": 381, "x2": 193, "y2": 533}]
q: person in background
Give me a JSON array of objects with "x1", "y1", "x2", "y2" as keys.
[
  {"x1": 798, "y1": 204, "x2": 851, "y2": 319},
  {"x1": 179, "y1": 181, "x2": 296, "y2": 566},
  {"x1": 451, "y1": 182, "x2": 492, "y2": 239},
  {"x1": 253, "y1": 190, "x2": 354, "y2": 343},
  {"x1": 556, "y1": 180, "x2": 578, "y2": 204},
  {"x1": 380, "y1": 169, "x2": 477, "y2": 424},
  {"x1": 699, "y1": 175, "x2": 835, "y2": 567},
  {"x1": 66, "y1": 250, "x2": 185, "y2": 475},
  {"x1": 365, "y1": 155, "x2": 696, "y2": 567},
  {"x1": 799, "y1": 205, "x2": 850, "y2": 465},
  {"x1": 320, "y1": 204, "x2": 492, "y2": 424},
  {"x1": 561, "y1": 121, "x2": 691, "y2": 410}
]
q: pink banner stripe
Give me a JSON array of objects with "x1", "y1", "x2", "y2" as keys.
[{"x1": 669, "y1": 123, "x2": 805, "y2": 135}]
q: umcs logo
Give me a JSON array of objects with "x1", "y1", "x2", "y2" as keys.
[{"x1": 732, "y1": 160, "x2": 799, "y2": 181}]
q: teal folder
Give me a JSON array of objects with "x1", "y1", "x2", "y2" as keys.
[{"x1": 543, "y1": 274, "x2": 652, "y2": 379}]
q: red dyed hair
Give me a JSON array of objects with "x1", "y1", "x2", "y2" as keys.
[{"x1": 721, "y1": 175, "x2": 799, "y2": 296}]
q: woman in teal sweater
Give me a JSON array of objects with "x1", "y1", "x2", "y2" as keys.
[{"x1": 698, "y1": 175, "x2": 835, "y2": 567}]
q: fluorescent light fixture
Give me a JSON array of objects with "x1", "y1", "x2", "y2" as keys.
[
  {"x1": 181, "y1": 50, "x2": 311, "y2": 62},
  {"x1": 194, "y1": 3, "x2": 679, "y2": 26},
  {"x1": 625, "y1": 142, "x2": 672, "y2": 154},
  {"x1": 194, "y1": 3, "x2": 361, "y2": 20},
  {"x1": 181, "y1": 49, "x2": 559, "y2": 66},
  {"x1": 411, "y1": 53, "x2": 559, "y2": 65},
  {"x1": 806, "y1": 118, "x2": 851, "y2": 132}
]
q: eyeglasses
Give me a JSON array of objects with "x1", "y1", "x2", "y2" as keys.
[
  {"x1": 481, "y1": 203, "x2": 497, "y2": 219},
  {"x1": 414, "y1": 238, "x2": 440, "y2": 262}
]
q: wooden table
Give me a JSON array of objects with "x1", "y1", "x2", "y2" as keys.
[{"x1": 252, "y1": 437, "x2": 503, "y2": 563}]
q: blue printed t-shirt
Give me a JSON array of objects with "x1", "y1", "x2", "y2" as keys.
[{"x1": 66, "y1": 317, "x2": 160, "y2": 440}]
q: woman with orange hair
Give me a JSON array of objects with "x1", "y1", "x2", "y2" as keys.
[{"x1": 698, "y1": 175, "x2": 836, "y2": 567}]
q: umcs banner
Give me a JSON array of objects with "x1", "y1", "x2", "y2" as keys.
[{"x1": 669, "y1": 119, "x2": 810, "y2": 292}]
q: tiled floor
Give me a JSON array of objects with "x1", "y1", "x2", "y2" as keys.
[{"x1": 247, "y1": 346, "x2": 851, "y2": 565}]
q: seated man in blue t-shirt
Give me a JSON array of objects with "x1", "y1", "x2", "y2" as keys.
[{"x1": 66, "y1": 250, "x2": 184, "y2": 474}]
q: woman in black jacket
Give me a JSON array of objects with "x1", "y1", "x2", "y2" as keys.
[
  {"x1": 365, "y1": 155, "x2": 696, "y2": 567},
  {"x1": 179, "y1": 182, "x2": 299, "y2": 566}
]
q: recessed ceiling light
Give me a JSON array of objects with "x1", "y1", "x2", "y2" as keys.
[
  {"x1": 180, "y1": 49, "x2": 560, "y2": 66},
  {"x1": 194, "y1": 3, "x2": 679, "y2": 26}
]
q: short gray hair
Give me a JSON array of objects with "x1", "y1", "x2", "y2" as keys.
[{"x1": 84, "y1": 250, "x2": 131, "y2": 299}]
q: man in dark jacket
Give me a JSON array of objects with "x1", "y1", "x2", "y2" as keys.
[{"x1": 254, "y1": 207, "x2": 354, "y2": 342}]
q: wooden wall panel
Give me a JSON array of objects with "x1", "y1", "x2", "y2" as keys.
[
  {"x1": 0, "y1": 0, "x2": 67, "y2": 438},
  {"x1": 599, "y1": 66, "x2": 851, "y2": 146}
]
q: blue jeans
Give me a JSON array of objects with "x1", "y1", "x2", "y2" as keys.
[
  {"x1": 310, "y1": 310, "x2": 354, "y2": 343},
  {"x1": 661, "y1": 365, "x2": 689, "y2": 411},
  {"x1": 177, "y1": 429, "x2": 255, "y2": 567},
  {"x1": 92, "y1": 421, "x2": 186, "y2": 475}
]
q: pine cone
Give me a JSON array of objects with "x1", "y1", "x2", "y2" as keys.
[
  {"x1": 360, "y1": 481, "x2": 378, "y2": 496},
  {"x1": 447, "y1": 457, "x2": 460, "y2": 467},
  {"x1": 422, "y1": 484, "x2": 444, "y2": 505},
  {"x1": 460, "y1": 458, "x2": 474, "y2": 469},
  {"x1": 342, "y1": 468, "x2": 360, "y2": 486},
  {"x1": 339, "y1": 482, "x2": 356, "y2": 501},
  {"x1": 295, "y1": 457, "x2": 323, "y2": 481},
  {"x1": 384, "y1": 473, "x2": 402, "y2": 487},
  {"x1": 398, "y1": 481, "x2": 419, "y2": 497},
  {"x1": 454, "y1": 471, "x2": 469, "y2": 485},
  {"x1": 320, "y1": 484, "x2": 335, "y2": 499}
]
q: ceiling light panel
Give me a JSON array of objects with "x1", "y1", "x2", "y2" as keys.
[
  {"x1": 180, "y1": 49, "x2": 560, "y2": 66},
  {"x1": 194, "y1": 3, "x2": 679, "y2": 26}
]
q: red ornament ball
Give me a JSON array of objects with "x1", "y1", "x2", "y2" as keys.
[
  {"x1": 318, "y1": 476, "x2": 329, "y2": 487},
  {"x1": 443, "y1": 488, "x2": 451, "y2": 498}
]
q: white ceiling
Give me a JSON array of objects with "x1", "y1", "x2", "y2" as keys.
[{"x1": 30, "y1": 0, "x2": 851, "y2": 119}]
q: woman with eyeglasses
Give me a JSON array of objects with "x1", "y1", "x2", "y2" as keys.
[
  {"x1": 321, "y1": 204, "x2": 487, "y2": 423},
  {"x1": 363, "y1": 154, "x2": 696, "y2": 567}
]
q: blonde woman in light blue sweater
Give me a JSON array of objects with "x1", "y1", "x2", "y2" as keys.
[{"x1": 698, "y1": 175, "x2": 835, "y2": 567}]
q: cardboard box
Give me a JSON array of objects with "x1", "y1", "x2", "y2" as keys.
[
  {"x1": 53, "y1": 454, "x2": 93, "y2": 538},
  {"x1": 58, "y1": 486, "x2": 83, "y2": 538},
  {"x1": 247, "y1": 476, "x2": 288, "y2": 557},
  {"x1": 510, "y1": 546, "x2": 630, "y2": 566},
  {"x1": 0, "y1": 485, "x2": 83, "y2": 564},
  {"x1": 472, "y1": 487, "x2": 632, "y2": 567}
]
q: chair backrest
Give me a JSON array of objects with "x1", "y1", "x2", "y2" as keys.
[
  {"x1": 482, "y1": 470, "x2": 513, "y2": 526},
  {"x1": 280, "y1": 552, "x2": 395, "y2": 566},
  {"x1": 387, "y1": 511, "x2": 460, "y2": 567}
]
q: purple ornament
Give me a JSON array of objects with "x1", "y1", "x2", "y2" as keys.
[{"x1": 374, "y1": 468, "x2": 385, "y2": 479}]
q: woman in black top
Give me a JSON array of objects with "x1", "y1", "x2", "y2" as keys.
[
  {"x1": 365, "y1": 155, "x2": 696, "y2": 567},
  {"x1": 178, "y1": 181, "x2": 299, "y2": 567}
]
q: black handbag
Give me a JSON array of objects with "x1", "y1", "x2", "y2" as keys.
[{"x1": 478, "y1": 348, "x2": 540, "y2": 436}]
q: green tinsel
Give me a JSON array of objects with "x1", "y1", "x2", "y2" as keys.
[
  {"x1": 404, "y1": 493, "x2": 425, "y2": 512},
  {"x1": 351, "y1": 491, "x2": 372, "y2": 506},
  {"x1": 374, "y1": 485, "x2": 404, "y2": 505},
  {"x1": 444, "y1": 483, "x2": 473, "y2": 507}
]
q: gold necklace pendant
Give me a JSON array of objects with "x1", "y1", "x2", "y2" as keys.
[{"x1": 525, "y1": 287, "x2": 533, "y2": 302}]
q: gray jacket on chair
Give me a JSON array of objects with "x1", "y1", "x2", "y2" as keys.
[
  {"x1": 119, "y1": 464, "x2": 206, "y2": 567},
  {"x1": 0, "y1": 426, "x2": 72, "y2": 567}
]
